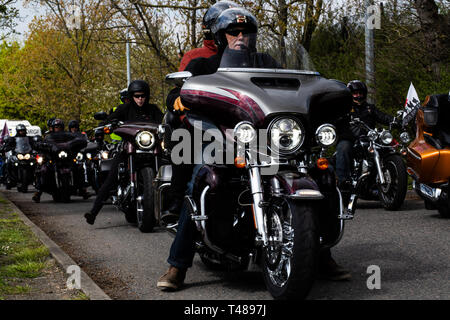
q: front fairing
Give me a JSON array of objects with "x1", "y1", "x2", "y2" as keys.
[{"x1": 180, "y1": 43, "x2": 351, "y2": 130}]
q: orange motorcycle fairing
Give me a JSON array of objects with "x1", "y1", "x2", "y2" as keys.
[{"x1": 407, "y1": 103, "x2": 450, "y2": 184}]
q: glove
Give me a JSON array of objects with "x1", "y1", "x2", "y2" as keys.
[{"x1": 173, "y1": 97, "x2": 189, "y2": 112}]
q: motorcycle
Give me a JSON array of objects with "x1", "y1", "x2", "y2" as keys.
[
  {"x1": 161, "y1": 44, "x2": 353, "y2": 299},
  {"x1": 341, "y1": 116, "x2": 408, "y2": 214},
  {"x1": 35, "y1": 140, "x2": 87, "y2": 203},
  {"x1": 400, "y1": 93, "x2": 450, "y2": 218},
  {"x1": 93, "y1": 113, "x2": 165, "y2": 232},
  {"x1": 4, "y1": 137, "x2": 36, "y2": 193}
]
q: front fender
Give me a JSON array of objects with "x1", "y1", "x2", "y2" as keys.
[{"x1": 275, "y1": 172, "x2": 324, "y2": 200}]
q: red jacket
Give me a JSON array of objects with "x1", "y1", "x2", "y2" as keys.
[{"x1": 178, "y1": 39, "x2": 218, "y2": 71}]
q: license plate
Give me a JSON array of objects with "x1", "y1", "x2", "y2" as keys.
[{"x1": 420, "y1": 183, "x2": 434, "y2": 198}]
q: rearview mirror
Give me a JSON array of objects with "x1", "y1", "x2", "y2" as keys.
[
  {"x1": 165, "y1": 71, "x2": 192, "y2": 87},
  {"x1": 94, "y1": 111, "x2": 107, "y2": 121}
]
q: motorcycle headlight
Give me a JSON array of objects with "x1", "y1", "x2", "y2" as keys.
[
  {"x1": 24, "y1": 154, "x2": 31, "y2": 160},
  {"x1": 400, "y1": 132, "x2": 410, "y2": 144},
  {"x1": 17, "y1": 154, "x2": 24, "y2": 160},
  {"x1": 58, "y1": 151, "x2": 68, "y2": 159},
  {"x1": 233, "y1": 121, "x2": 256, "y2": 144},
  {"x1": 101, "y1": 151, "x2": 109, "y2": 160},
  {"x1": 86, "y1": 153, "x2": 92, "y2": 160},
  {"x1": 37, "y1": 156, "x2": 44, "y2": 164},
  {"x1": 380, "y1": 130, "x2": 393, "y2": 145},
  {"x1": 269, "y1": 117, "x2": 304, "y2": 154},
  {"x1": 368, "y1": 130, "x2": 378, "y2": 142},
  {"x1": 136, "y1": 131, "x2": 155, "y2": 150},
  {"x1": 76, "y1": 153, "x2": 83, "y2": 161},
  {"x1": 315, "y1": 124, "x2": 337, "y2": 147}
]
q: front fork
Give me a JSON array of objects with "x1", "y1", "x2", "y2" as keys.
[
  {"x1": 373, "y1": 147, "x2": 386, "y2": 185},
  {"x1": 248, "y1": 166, "x2": 268, "y2": 246}
]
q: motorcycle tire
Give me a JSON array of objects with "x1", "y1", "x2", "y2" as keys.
[
  {"x1": 136, "y1": 167, "x2": 156, "y2": 233},
  {"x1": 378, "y1": 155, "x2": 407, "y2": 211},
  {"x1": 437, "y1": 185, "x2": 450, "y2": 218},
  {"x1": 262, "y1": 199, "x2": 318, "y2": 300},
  {"x1": 19, "y1": 167, "x2": 28, "y2": 193},
  {"x1": 59, "y1": 174, "x2": 72, "y2": 203}
]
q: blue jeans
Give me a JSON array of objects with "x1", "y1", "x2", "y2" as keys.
[
  {"x1": 336, "y1": 139, "x2": 353, "y2": 183},
  {"x1": 167, "y1": 164, "x2": 202, "y2": 269}
]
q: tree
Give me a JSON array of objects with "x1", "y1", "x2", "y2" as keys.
[{"x1": 0, "y1": 0, "x2": 18, "y2": 40}]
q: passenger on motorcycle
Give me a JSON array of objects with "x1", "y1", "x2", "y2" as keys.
[
  {"x1": 32, "y1": 119, "x2": 88, "y2": 202},
  {"x1": 157, "y1": 7, "x2": 350, "y2": 291},
  {"x1": 178, "y1": 1, "x2": 239, "y2": 72},
  {"x1": 84, "y1": 80, "x2": 163, "y2": 225},
  {"x1": 336, "y1": 80, "x2": 396, "y2": 190}
]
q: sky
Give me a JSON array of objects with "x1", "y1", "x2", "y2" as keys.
[{"x1": 9, "y1": 0, "x2": 46, "y2": 42}]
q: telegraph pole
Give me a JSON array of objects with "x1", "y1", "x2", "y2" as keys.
[{"x1": 365, "y1": 0, "x2": 375, "y2": 104}]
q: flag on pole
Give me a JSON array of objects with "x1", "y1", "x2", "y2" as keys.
[
  {"x1": 0, "y1": 121, "x2": 9, "y2": 144},
  {"x1": 402, "y1": 82, "x2": 420, "y2": 127}
]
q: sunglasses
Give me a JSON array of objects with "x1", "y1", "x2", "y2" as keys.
[
  {"x1": 133, "y1": 94, "x2": 147, "y2": 99},
  {"x1": 225, "y1": 29, "x2": 252, "y2": 36}
]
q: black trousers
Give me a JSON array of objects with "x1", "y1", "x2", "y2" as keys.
[{"x1": 90, "y1": 154, "x2": 124, "y2": 216}]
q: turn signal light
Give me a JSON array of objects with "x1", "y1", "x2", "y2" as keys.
[
  {"x1": 234, "y1": 156, "x2": 246, "y2": 168},
  {"x1": 317, "y1": 158, "x2": 329, "y2": 170},
  {"x1": 104, "y1": 127, "x2": 111, "y2": 134}
]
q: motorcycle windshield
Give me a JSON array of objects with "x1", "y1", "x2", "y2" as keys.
[
  {"x1": 181, "y1": 38, "x2": 351, "y2": 129},
  {"x1": 14, "y1": 137, "x2": 32, "y2": 154},
  {"x1": 219, "y1": 37, "x2": 318, "y2": 73}
]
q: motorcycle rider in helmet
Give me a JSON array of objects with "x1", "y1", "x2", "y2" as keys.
[
  {"x1": 84, "y1": 80, "x2": 163, "y2": 225},
  {"x1": 32, "y1": 118, "x2": 88, "y2": 202},
  {"x1": 108, "y1": 89, "x2": 129, "y2": 144},
  {"x1": 178, "y1": 0, "x2": 239, "y2": 72},
  {"x1": 0, "y1": 124, "x2": 33, "y2": 188},
  {"x1": 336, "y1": 80, "x2": 396, "y2": 192},
  {"x1": 68, "y1": 119, "x2": 90, "y2": 198},
  {"x1": 157, "y1": 7, "x2": 349, "y2": 291}
]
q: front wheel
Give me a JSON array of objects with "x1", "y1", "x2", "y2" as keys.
[
  {"x1": 262, "y1": 199, "x2": 319, "y2": 300},
  {"x1": 437, "y1": 185, "x2": 450, "y2": 218},
  {"x1": 378, "y1": 155, "x2": 407, "y2": 211},
  {"x1": 136, "y1": 167, "x2": 156, "y2": 233}
]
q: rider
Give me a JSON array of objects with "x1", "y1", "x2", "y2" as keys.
[
  {"x1": 178, "y1": 1, "x2": 239, "y2": 72},
  {"x1": 336, "y1": 80, "x2": 395, "y2": 190},
  {"x1": 84, "y1": 80, "x2": 163, "y2": 225},
  {"x1": 68, "y1": 120, "x2": 90, "y2": 198},
  {"x1": 157, "y1": 7, "x2": 347, "y2": 291},
  {"x1": 108, "y1": 89, "x2": 129, "y2": 144},
  {"x1": 32, "y1": 119, "x2": 88, "y2": 202},
  {"x1": 0, "y1": 124, "x2": 31, "y2": 186}
]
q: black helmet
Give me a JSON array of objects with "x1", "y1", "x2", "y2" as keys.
[
  {"x1": 68, "y1": 120, "x2": 79, "y2": 130},
  {"x1": 119, "y1": 88, "x2": 128, "y2": 103},
  {"x1": 52, "y1": 118, "x2": 65, "y2": 130},
  {"x1": 212, "y1": 7, "x2": 258, "y2": 51},
  {"x1": 127, "y1": 80, "x2": 150, "y2": 100},
  {"x1": 202, "y1": 1, "x2": 240, "y2": 38},
  {"x1": 347, "y1": 80, "x2": 367, "y2": 104},
  {"x1": 16, "y1": 124, "x2": 27, "y2": 133},
  {"x1": 47, "y1": 117, "x2": 56, "y2": 128}
]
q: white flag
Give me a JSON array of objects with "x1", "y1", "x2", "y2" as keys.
[{"x1": 402, "y1": 82, "x2": 420, "y2": 126}]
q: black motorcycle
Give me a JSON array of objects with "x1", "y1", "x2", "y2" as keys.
[
  {"x1": 342, "y1": 116, "x2": 408, "y2": 214},
  {"x1": 161, "y1": 44, "x2": 352, "y2": 299},
  {"x1": 36, "y1": 140, "x2": 87, "y2": 203},
  {"x1": 4, "y1": 137, "x2": 36, "y2": 193},
  {"x1": 94, "y1": 113, "x2": 164, "y2": 232}
]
